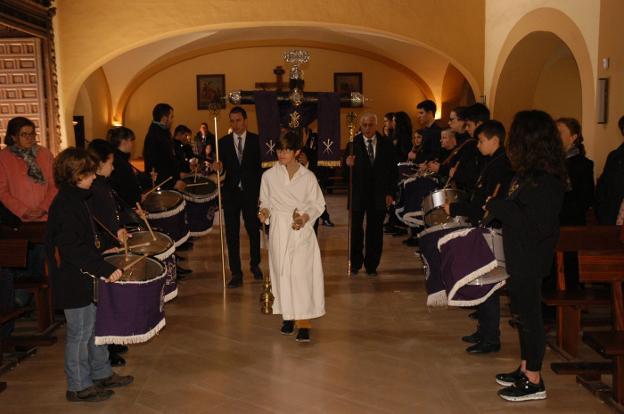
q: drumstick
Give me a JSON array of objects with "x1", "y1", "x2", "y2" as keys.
[
  {"x1": 92, "y1": 216, "x2": 122, "y2": 246},
  {"x1": 123, "y1": 236, "x2": 129, "y2": 262},
  {"x1": 143, "y1": 176, "x2": 173, "y2": 197},
  {"x1": 185, "y1": 181, "x2": 212, "y2": 188},
  {"x1": 122, "y1": 254, "x2": 147, "y2": 272},
  {"x1": 443, "y1": 161, "x2": 460, "y2": 189},
  {"x1": 481, "y1": 183, "x2": 502, "y2": 225},
  {"x1": 135, "y1": 202, "x2": 157, "y2": 241}
]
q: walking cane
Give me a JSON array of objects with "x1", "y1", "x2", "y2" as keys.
[
  {"x1": 346, "y1": 112, "x2": 357, "y2": 276},
  {"x1": 209, "y1": 102, "x2": 228, "y2": 288}
]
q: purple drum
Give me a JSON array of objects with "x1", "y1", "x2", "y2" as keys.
[
  {"x1": 418, "y1": 221, "x2": 469, "y2": 306},
  {"x1": 181, "y1": 175, "x2": 218, "y2": 237},
  {"x1": 128, "y1": 230, "x2": 178, "y2": 302},
  {"x1": 94, "y1": 253, "x2": 166, "y2": 345},
  {"x1": 143, "y1": 190, "x2": 190, "y2": 247},
  {"x1": 437, "y1": 227, "x2": 508, "y2": 307}
]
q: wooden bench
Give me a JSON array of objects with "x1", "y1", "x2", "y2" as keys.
[
  {"x1": 0, "y1": 239, "x2": 29, "y2": 394},
  {"x1": 573, "y1": 250, "x2": 624, "y2": 410},
  {"x1": 545, "y1": 226, "x2": 624, "y2": 359}
]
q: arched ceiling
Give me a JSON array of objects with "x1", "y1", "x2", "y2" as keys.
[{"x1": 99, "y1": 25, "x2": 467, "y2": 121}]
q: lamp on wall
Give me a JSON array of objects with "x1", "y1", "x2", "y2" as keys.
[
  {"x1": 112, "y1": 120, "x2": 123, "y2": 127},
  {"x1": 597, "y1": 78, "x2": 609, "y2": 124}
]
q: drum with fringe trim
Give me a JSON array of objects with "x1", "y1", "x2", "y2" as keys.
[{"x1": 143, "y1": 190, "x2": 190, "y2": 247}]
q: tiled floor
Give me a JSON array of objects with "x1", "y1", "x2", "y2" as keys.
[{"x1": 0, "y1": 194, "x2": 614, "y2": 413}]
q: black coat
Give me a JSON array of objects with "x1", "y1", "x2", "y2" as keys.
[
  {"x1": 143, "y1": 122, "x2": 179, "y2": 188},
  {"x1": 346, "y1": 132, "x2": 398, "y2": 211},
  {"x1": 595, "y1": 143, "x2": 624, "y2": 224},
  {"x1": 561, "y1": 151, "x2": 594, "y2": 225},
  {"x1": 193, "y1": 132, "x2": 216, "y2": 163},
  {"x1": 45, "y1": 184, "x2": 117, "y2": 309},
  {"x1": 420, "y1": 122, "x2": 442, "y2": 161},
  {"x1": 450, "y1": 147, "x2": 513, "y2": 224},
  {"x1": 487, "y1": 173, "x2": 565, "y2": 278},
  {"x1": 218, "y1": 132, "x2": 262, "y2": 204},
  {"x1": 109, "y1": 148, "x2": 143, "y2": 207},
  {"x1": 452, "y1": 139, "x2": 483, "y2": 192},
  {"x1": 173, "y1": 138, "x2": 194, "y2": 174},
  {"x1": 89, "y1": 175, "x2": 120, "y2": 252}
]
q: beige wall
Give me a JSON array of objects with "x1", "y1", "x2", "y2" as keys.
[
  {"x1": 533, "y1": 54, "x2": 582, "y2": 122},
  {"x1": 594, "y1": 0, "x2": 624, "y2": 174},
  {"x1": 54, "y1": 0, "x2": 485, "y2": 147},
  {"x1": 123, "y1": 46, "x2": 426, "y2": 158},
  {"x1": 73, "y1": 68, "x2": 112, "y2": 141}
]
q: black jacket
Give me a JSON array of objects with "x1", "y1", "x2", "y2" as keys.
[
  {"x1": 561, "y1": 150, "x2": 594, "y2": 225},
  {"x1": 89, "y1": 175, "x2": 120, "y2": 252},
  {"x1": 420, "y1": 122, "x2": 442, "y2": 161},
  {"x1": 108, "y1": 148, "x2": 143, "y2": 208},
  {"x1": 452, "y1": 139, "x2": 483, "y2": 192},
  {"x1": 487, "y1": 173, "x2": 565, "y2": 278},
  {"x1": 218, "y1": 132, "x2": 262, "y2": 204},
  {"x1": 346, "y1": 132, "x2": 398, "y2": 211},
  {"x1": 595, "y1": 143, "x2": 624, "y2": 224},
  {"x1": 173, "y1": 138, "x2": 194, "y2": 174},
  {"x1": 450, "y1": 147, "x2": 513, "y2": 224},
  {"x1": 45, "y1": 184, "x2": 118, "y2": 309},
  {"x1": 143, "y1": 122, "x2": 179, "y2": 188}
]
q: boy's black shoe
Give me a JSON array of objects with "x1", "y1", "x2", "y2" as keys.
[
  {"x1": 93, "y1": 373, "x2": 134, "y2": 389},
  {"x1": 461, "y1": 331, "x2": 482, "y2": 344},
  {"x1": 468, "y1": 310, "x2": 479, "y2": 320},
  {"x1": 108, "y1": 344, "x2": 128, "y2": 355},
  {"x1": 281, "y1": 320, "x2": 295, "y2": 335},
  {"x1": 227, "y1": 275, "x2": 243, "y2": 288},
  {"x1": 251, "y1": 266, "x2": 263, "y2": 280},
  {"x1": 296, "y1": 328, "x2": 310, "y2": 342},
  {"x1": 321, "y1": 219, "x2": 335, "y2": 227},
  {"x1": 496, "y1": 366, "x2": 524, "y2": 387},
  {"x1": 497, "y1": 375, "x2": 546, "y2": 402},
  {"x1": 466, "y1": 342, "x2": 500, "y2": 354},
  {"x1": 109, "y1": 353, "x2": 126, "y2": 367},
  {"x1": 66, "y1": 386, "x2": 114, "y2": 402}
]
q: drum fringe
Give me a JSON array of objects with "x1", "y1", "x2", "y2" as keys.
[
  {"x1": 182, "y1": 193, "x2": 218, "y2": 203},
  {"x1": 94, "y1": 318, "x2": 166, "y2": 345},
  {"x1": 164, "y1": 288, "x2": 178, "y2": 303},
  {"x1": 437, "y1": 227, "x2": 474, "y2": 250},
  {"x1": 446, "y1": 260, "x2": 502, "y2": 307},
  {"x1": 427, "y1": 290, "x2": 448, "y2": 307},
  {"x1": 154, "y1": 244, "x2": 176, "y2": 261}
]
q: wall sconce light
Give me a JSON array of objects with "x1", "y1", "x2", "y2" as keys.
[
  {"x1": 602, "y1": 58, "x2": 610, "y2": 70},
  {"x1": 112, "y1": 120, "x2": 122, "y2": 127}
]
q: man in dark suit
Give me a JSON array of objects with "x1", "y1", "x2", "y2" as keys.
[
  {"x1": 142, "y1": 103, "x2": 185, "y2": 192},
  {"x1": 345, "y1": 113, "x2": 398, "y2": 276},
  {"x1": 213, "y1": 107, "x2": 263, "y2": 288}
]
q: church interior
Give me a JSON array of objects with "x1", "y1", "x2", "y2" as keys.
[{"x1": 1, "y1": 0, "x2": 624, "y2": 412}]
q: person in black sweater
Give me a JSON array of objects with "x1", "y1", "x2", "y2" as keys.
[
  {"x1": 106, "y1": 127, "x2": 146, "y2": 211},
  {"x1": 486, "y1": 110, "x2": 566, "y2": 402},
  {"x1": 416, "y1": 100, "x2": 442, "y2": 161},
  {"x1": 45, "y1": 147, "x2": 133, "y2": 403},
  {"x1": 553, "y1": 118, "x2": 595, "y2": 291},
  {"x1": 142, "y1": 103, "x2": 185, "y2": 192},
  {"x1": 87, "y1": 139, "x2": 130, "y2": 367},
  {"x1": 595, "y1": 115, "x2": 624, "y2": 224},
  {"x1": 172, "y1": 124, "x2": 196, "y2": 175},
  {"x1": 443, "y1": 120, "x2": 514, "y2": 354}
]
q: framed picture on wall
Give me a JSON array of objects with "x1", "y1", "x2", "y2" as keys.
[
  {"x1": 196, "y1": 74, "x2": 225, "y2": 110},
  {"x1": 334, "y1": 72, "x2": 362, "y2": 106}
]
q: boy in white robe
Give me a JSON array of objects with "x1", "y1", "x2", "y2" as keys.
[{"x1": 258, "y1": 131, "x2": 326, "y2": 342}]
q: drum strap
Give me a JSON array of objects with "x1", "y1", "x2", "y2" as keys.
[{"x1": 442, "y1": 139, "x2": 476, "y2": 166}]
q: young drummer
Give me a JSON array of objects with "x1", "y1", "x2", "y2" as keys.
[
  {"x1": 46, "y1": 147, "x2": 133, "y2": 402},
  {"x1": 443, "y1": 120, "x2": 513, "y2": 354},
  {"x1": 258, "y1": 131, "x2": 326, "y2": 342},
  {"x1": 485, "y1": 110, "x2": 566, "y2": 401}
]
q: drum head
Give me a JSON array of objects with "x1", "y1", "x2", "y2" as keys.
[
  {"x1": 424, "y1": 208, "x2": 450, "y2": 227},
  {"x1": 182, "y1": 175, "x2": 217, "y2": 196},
  {"x1": 143, "y1": 191, "x2": 183, "y2": 213},
  {"x1": 104, "y1": 254, "x2": 164, "y2": 282},
  {"x1": 128, "y1": 231, "x2": 174, "y2": 255}
]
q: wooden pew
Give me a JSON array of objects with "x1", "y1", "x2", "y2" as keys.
[
  {"x1": 574, "y1": 250, "x2": 624, "y2": 411},
  {"x1": 0, "y1": 239, "x2": 30, "y2": 394},
  {"x1": 0, "y1": 222, "x2": 59, "y2": 335},
  {"x1": 543, "y1": 226, "x2": 623, "y2": 359}
]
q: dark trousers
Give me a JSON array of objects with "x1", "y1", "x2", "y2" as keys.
[
  {"x1": 351, "y1": 206, "x2": 385, "y2": 272},
  {"x1": 223, "y1": 191, "x2": 260, "y2": 276},
  {"x1": 477, "y1": 292, "x2": 500, "y2": 344},
  {"x1": 313, "y1": 209, "x2": 331, "y2": 234},
  {"x1": 509, "y1": 275, "x2": 545, "y2": 372}
]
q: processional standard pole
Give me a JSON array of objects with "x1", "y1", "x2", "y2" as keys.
[
  {"x1": 346, "y1": 112, "x2": 357, "y2": 277},
  {"x1": 209, "y1": 102, "x2": 227, "y2": 288}
]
